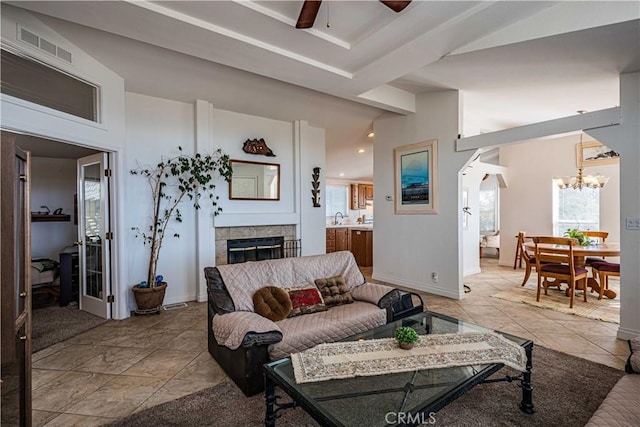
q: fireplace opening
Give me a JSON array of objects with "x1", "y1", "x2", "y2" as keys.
[{"x1": 227, "y1": 236, "x2": 285, "y2": 264}]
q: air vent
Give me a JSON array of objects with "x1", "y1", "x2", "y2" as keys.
[{"x1": 17, "y1": 26, "x2": 72, "y2": 63}]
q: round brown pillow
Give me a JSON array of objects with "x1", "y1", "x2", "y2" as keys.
[{"x1": 252, "y1": 286, "x2": 292, "y2": 322}]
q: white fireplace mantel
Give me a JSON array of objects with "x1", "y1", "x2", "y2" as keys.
[{"x1": 213, "y1": 212, "x2": 300, "y2": 228}]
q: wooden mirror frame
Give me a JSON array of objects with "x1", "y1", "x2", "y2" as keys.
[{"x1": 229, "y1": 159, "x2": 280, "y2": 201}]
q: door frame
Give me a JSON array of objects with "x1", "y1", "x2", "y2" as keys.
[{"x1": 0, "y1": 127, "x2": 123, "y2": 319}]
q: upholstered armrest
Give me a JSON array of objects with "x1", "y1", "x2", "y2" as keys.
[
  {"x1": 352, "y1": 283, "x2": 401, "y2": 308},
  {"x1": 212, "y1": 311, "x2": 283, "y2": 350}
]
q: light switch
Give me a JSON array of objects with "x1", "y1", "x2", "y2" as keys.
[{"x1": 625, "y1": 217, "x2": 640, "y2": 230}]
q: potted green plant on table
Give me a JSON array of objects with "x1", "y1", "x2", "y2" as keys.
[
  {"x1": 395, "y1": 326, "x2": 419, "y2": 350},
  {"x1": 130, "y1": 146, "x2": 232, "y2": 314},
  {"x1": 563, "y1": 228, "x2": 593, "y2": 246}
]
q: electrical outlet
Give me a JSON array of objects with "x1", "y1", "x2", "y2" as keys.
[
  {"x1": 625, "y1": 217, "x2": 640, "y2": 230},
  {"x1": 431, "y1": 272, "x2": 438, "y2": 283}
]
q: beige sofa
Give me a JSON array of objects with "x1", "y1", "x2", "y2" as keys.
[
  {"x1": 586, "y1": 337, "x2": 640, "y2": 426},
  {"x1": 205, "y1": 251, "x2": 423, "y2": 396}
]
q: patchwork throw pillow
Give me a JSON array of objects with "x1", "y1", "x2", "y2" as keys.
[
  {"x1": 625, "y1": 336, "x2": 640, "y2": 374},
  {"x1": 252, "y1": 286, "x2": 292, "y2": 322},
  {"x1": 286, "y1": 286, "x2": 327, "y2": 318},
  {"x1": 315, "y1": 275, "x2": 354, "y2": 307}
]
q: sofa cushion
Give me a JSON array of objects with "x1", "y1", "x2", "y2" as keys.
[
  {"x1": 626, "y1": 336, "x2": 640, "y2": 374},
  {"x1": 253, "y1": 286, "x2": 292, "y2": 322},
  {"x1": 286, "y1": 286, "x2": 327, "y2": 317},
  {"x1": 315, "y1": 275, "x2": 353, "y2": 307},
  {"x1": 585, "y1": 375, "x2": 640, "y2": 426},
  {"x1": 212, "y1": 311, "x2": 282, "y2": 350},
  {"x1": 351, "y1": 282, "x2": 399, "y2": 307},
  {"x1": 268, "y1": 301, "x2": 387, "y2": 360},
  {"x1": 216, "y1": 251, "x2": 365, "y2": 312}
]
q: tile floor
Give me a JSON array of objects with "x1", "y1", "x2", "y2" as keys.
[{"x1": 32, "y1": 258, "x2": 627, "y2": 426}]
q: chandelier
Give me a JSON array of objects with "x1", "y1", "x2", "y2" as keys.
[{"x1": 554, "y1": 133, "x2": 609, "y2": 190}]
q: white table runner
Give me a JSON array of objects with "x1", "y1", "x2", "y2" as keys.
[{"x1": 291, "y1": 332, "x2": 527, "y2": 384}]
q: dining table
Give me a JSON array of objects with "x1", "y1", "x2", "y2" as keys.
[{"x1": 524, "y1": 241, "x2": 620, "y2": 297}]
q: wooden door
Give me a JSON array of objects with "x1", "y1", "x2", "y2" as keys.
[
  {"x1": 1, "y1": 132, "x2": 32, "y2": 427},
  {"x1": 325, "y1": 228, "x2": 336, "y2": 253}
]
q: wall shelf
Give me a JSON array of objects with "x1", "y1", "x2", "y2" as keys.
[{"x1": 31, "y1": 214, "x2": 70, "y2": 222}]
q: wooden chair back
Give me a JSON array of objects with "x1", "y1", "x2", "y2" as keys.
[
  {"x1": 517, "y1": 232, "x2": 534, "y2": 262},
  {"x1": 532, "y1": 236, "x2": 588, "y2": 308},
  {"x1": 531, "y1": 236, "x2": 577, "y2": 269},
  {"x1": 581, "y1": 231, "x2": 608, "y2": 242}
]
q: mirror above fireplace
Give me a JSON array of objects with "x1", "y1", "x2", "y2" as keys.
[{"x1": 229, "y1": 159, "x2": 280, "y2": 200}]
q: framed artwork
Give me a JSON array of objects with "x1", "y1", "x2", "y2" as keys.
[
  {"x1": 394, "y1": 139, "x2": 438, "y2": 214},
  {"x1": 578, "y1": 141, "x2": 620, "y2": 167}
]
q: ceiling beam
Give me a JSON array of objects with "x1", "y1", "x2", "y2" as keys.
[{"x1": 456, "y1": 107, "x2": 620, "y2": 151}]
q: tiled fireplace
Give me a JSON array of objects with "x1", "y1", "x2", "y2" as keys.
[{"x1": 215, "y1": 225, "x2": 297, "y2": 265}]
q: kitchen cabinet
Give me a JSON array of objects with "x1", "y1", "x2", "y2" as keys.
[
  {"x1": 351, "y1": 229, "x2": 373, "y2": 267},
  {"x1": 326, "y1": 228, "x2": 349, "y2": 253},
  {"x1": 365, "y1": 185, "x2": 374, "y2": 200},
  {"x1": 350, "y1": 184, "x2": 374, "y2": 210}
]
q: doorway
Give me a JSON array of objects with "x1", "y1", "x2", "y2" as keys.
[{"x1": 11, "y1": 132, "x2": 116, "y2": 321}]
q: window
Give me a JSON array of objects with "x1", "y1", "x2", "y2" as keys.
[
  {"x1": 553, "y1": 185, "x2": 599, "y2": 236},
  {"x1": 479, "y1": 178, "x2": 499, "y2": 233},
  {"x1": 326, "y1": 185, "x2": 348, "y2": 216},
  {"x1": 1, "y1": 49, "x2": 98, "y2": 121}
]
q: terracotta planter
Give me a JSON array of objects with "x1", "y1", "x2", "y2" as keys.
[
  {"x1": 398, "y1": 342, "x2": 414, "y2": 350},
  {"x1": 132, "y1": 282, "x2": 167, "y2": 311}
]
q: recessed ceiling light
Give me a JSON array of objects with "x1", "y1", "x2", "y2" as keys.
[
  {"x1": 367, "y1": 131, "x2": 375, "y2": 138},
  {"x1": 339, "y1": 173, "x2": 345, "y2": 177},
  {"x1": 357, "y1": 148, "x2": 365, "y2": 153}
]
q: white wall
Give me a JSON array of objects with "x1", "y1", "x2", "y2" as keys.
[
  {"x1": 30, "y1": 157, "x2": 77, "y2": 259},
  {"x1": 499, "y1": 134, "x2": 620, "y2": 266},
  {"x1": 298, "y1": 121, "x2": 327, "y2": 256},
  {"x1": 212, "y1": 109, "x2": 298, "y2": 227},
  {"x1": 125, "y1": 93, "x2": 198, "y2": 307},
  {"x1": 373, "y1": 90, "x2": 473, "y2": 299}
]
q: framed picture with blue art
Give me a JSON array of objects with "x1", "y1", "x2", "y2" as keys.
[{"x1": 394, "y1": 139, "x2": 438, "y2": 214}]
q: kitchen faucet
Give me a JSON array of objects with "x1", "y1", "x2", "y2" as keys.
[{"x1": 333, "y1": 212, "x2": 344, "y2": 225}]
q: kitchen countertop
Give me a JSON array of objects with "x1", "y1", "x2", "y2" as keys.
[{"x1": 327, "y1": 224, "x2": 373, "y2": 230}]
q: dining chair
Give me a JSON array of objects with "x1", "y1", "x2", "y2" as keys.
[
  {"x1": 517, "y1": 232, "x2": 563, "y2": 286},
  {"x1": 516, "y1": 232, "x2": 536, "y2": 286},
  {"x1": 581, "y1": 231, "x2": 609, "y2": 266},
  {"x1": 532, "y1": 236, "x2": 589, "y2": 309},
  {"x1": 590, "y1": 261, "x2": 620, "y2": 300}
]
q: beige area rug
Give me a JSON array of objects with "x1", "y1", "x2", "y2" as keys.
[{"x1": 491, "y1": 281, "x2": 620, "y2": 323}]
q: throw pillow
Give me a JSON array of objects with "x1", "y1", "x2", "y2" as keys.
[
  {"x1": 625, "y1": 336, "x2": 640, "y2": 374},
  {"x1": 315, "y1": 275, "x2": 354, "y2": 307},
  {"x1": 286, "y1": 286, "x2": 327, "y2": 317},
  {"x1": 252, "y1": 286, "x2": 292, "y2": 322}
]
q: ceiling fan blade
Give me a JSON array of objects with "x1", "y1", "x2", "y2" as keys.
[
  {"x1": 379, "y1": 1, "x2": 412, "y2": 13},
  {"x1": 296, "y1": 0, "x2": 322, "y2": 29}
]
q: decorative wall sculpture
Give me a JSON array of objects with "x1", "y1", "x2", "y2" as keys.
[
  {"x1": 243, "y1": 138, "x2": 276, "y2": 157},
  {"x1": 311, "y1": 167, "x2": 321, "y2": 207}
]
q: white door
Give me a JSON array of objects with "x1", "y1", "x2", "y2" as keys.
[{"x1": 77, "y1": 153, "x2": 112, "y2": 318}]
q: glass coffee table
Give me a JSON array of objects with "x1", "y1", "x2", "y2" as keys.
[{"x1": 264, "y1": 311, "x2": 533, "y2": 426}]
